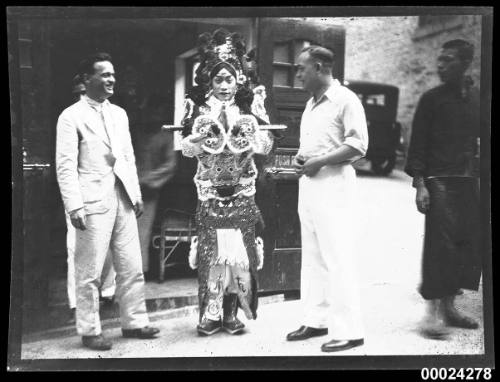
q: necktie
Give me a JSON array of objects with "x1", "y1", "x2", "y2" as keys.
[
  {"x1": 99, "y1": 105, "x2": 117, "y2": 166},
  {"x1": 99, "y1": 105, "x2": 113, "y2": 148}
]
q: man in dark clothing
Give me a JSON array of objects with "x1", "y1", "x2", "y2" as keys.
[{"x1": 405, "y1": 39, "x2": 481, "y2": 339}]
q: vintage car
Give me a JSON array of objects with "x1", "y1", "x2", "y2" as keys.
[{"x1": 345, "y1": 80, "x2": 402, "y2": 175}]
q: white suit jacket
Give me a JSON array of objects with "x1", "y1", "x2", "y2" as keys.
[{"x1": 56, "y1": 98, "x2": 142, "y2": 215}]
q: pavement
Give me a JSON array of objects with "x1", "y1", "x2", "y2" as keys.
[
  {"x1": 19, "y1": 170, "x2": 487, "y2": 360},
  {"x1": 21, "y1": 290, "x2": 483, "y2": 359}
]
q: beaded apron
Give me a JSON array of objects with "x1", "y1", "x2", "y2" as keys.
[{"x1": 196, "y1": 196, "x2": 261, "y2": 322}]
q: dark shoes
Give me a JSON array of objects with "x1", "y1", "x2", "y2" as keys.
[
  {"x1": 287, "y1": 327, "x2": 363, "y2": 352},
  {"x1": 82, "y1": 334, "x2": 112, "y2": 351},
  {"x1": 222, "y1": 294, "x2": 245, "y2": 335},
  {"x1": 82, "y1": 327, "x2": 159, "y2": 350},
  {"x1": 197, "y1": 318, "x2": 222, "y2": 336},
  {"x1": 122, "y1": 326, "x2": 160, "y2": 339},
  {"x1": 286, "y1": 326, "x2": 328, "y2": 341},
  {"x1": 321, "y1": 338, "x2": 364, "y2": 353}
]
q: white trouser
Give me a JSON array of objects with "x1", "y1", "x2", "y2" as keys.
[
  {"x1": 74, "y1": 182, "x2": 149, "y2": 336},
  {"x1": 137, "y1": 193, "x2": 160, "y2": 273},
  {"x1": 66, "y1": 215, "x2": 116, "y2": 309},
  {"x1": 297, "y1": 164, "x2": 364, "y2": 340}
]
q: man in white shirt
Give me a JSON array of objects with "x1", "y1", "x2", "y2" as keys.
[
  {"x1": 286, "y1": 46, "x2": 368, "y2": 352},
  {"x1": 56, "y1": 53, "x2": 159, "y2": 350}
]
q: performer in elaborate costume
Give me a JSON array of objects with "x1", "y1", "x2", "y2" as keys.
[{"x1": 181, "y1": 29, "x2": 274, "y2": 336}]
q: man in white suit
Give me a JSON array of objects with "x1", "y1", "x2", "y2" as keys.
[
  {"x1": 65, "y1": 75, "x2": 116, "y2": 325},
  {"x1": 56, "y1": 52, "x2": 159, "y2": 350}
]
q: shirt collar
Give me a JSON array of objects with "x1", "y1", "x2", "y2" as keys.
[
  {"x1": 83, "y1": 94, "x2": 110, "y2": 111},
  {"x1": 206, "y1": 95, "x2": 236, "y2": 109},
  {"x1": 309, "y1": 79, "x2": 341, "y2": 108}
]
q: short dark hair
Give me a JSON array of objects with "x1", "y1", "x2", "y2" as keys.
[
  {"x1": 442, "y1": 39, "x2": 474, "y2": 62},
  {"x1": 78, "y1": 52, "x2": 113, "y2": 77},
  {"x1": 301, "y1": 45, "x2": 335, "y2": 69},
  {"x1": 210, "y1": 61, "x2": 237, "y2": 80}
]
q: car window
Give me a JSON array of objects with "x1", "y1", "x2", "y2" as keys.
[{"x1": 365, "y1": 94, "x2": 386, "y2": 106}]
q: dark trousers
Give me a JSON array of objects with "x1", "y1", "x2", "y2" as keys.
[{"x1": 420, "y1": 177, "x2": 481, "y2": 300}]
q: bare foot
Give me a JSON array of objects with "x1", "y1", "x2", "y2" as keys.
[
  {"x1": 419, "y1": 318, "x2": 450, "y2": 340},
  {"x1": 443, "y1": 310, "x2": 479, "y2": 329},
  {"x1": 441, "y1": 296, "x2": 479, "y2": 329}
]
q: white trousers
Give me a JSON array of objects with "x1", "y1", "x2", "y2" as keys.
[
  {"x1": 298, "y1": 165, "x2": 364, "y2": 340},
  {"x1": 74, "y1": 182, "x2": 149, "y2": 336},
  {"x1": 66, "y1": 215, "x2": 116, "y2": 309}
]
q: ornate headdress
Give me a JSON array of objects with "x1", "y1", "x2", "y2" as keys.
[
  {"x1": 184, "y1": 28, "x2": 265, "y2": 130},
  {"x1": 195, "y1": 28, "x2": 250, "y2": 87}
]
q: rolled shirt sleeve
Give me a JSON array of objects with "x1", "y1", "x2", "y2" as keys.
[
  {"x1": 342, "y1": 93, "x2": 369, "y2": 157},
  {"x1": 180, "y1": 98, "x2": 206, "y2": 158}
]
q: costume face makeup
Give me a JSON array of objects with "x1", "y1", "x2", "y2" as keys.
[{"x1": 211, "y1": 68, "x2": 237, "y2": 102}]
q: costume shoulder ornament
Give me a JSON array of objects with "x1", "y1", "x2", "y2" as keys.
[{"x1": 251, "y1": 85, "x2": 270, "y2": 124}]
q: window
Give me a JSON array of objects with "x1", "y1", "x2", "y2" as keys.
[
  {"x1": 365, "y1": 94, "x2": 386, "y2": 107},
  {"x1": 272, "y1": 39, "x2": 310, "y2": 88}
]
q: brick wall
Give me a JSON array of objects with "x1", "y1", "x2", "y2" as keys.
[{"x1": 293, "y1": 16, "x2": 482, "y2": 151}]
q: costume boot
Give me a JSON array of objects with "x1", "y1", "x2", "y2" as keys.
[
  {"x1": 222, "y1": 294, "x2": 245, "y2": 334},
  {"x1": 197, "y1": 317, "x2": 222, "y2": 336}
]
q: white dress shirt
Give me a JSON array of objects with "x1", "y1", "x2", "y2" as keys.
[
  {"x1": 82, "y1": 95, "x2": 113, "y2": 146},
  {"x1": 298, "y1": 79, "x2": 368, "y2": 161}
]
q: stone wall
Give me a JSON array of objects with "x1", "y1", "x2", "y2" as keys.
[{"x1": 289, "y1": 16, "x2": 482, "y2": 150}]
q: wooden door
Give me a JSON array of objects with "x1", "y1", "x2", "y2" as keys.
[
  {"x1": 255, "y1": 18, "x2": 345, "y2": 294},
  {"x1": 8, "y1": 16, "x2": 54, "y2": 329}
]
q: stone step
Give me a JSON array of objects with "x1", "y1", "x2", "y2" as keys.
[{"x1": 22, "y1": 294, "x2": 285, "y2": 344}]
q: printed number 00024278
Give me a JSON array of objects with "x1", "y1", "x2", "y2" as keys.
[{"x1": 420, "y1": 368, "x2": 492, "y2": 381}]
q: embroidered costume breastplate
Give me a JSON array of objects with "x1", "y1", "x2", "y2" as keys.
[{"x1": 182, "y1": 96, "x2": 272, "y2": 202}]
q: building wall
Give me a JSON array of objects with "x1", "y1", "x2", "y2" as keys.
[{"x1": 297, "y1": 16, "x2": 482, "y2": 150}]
